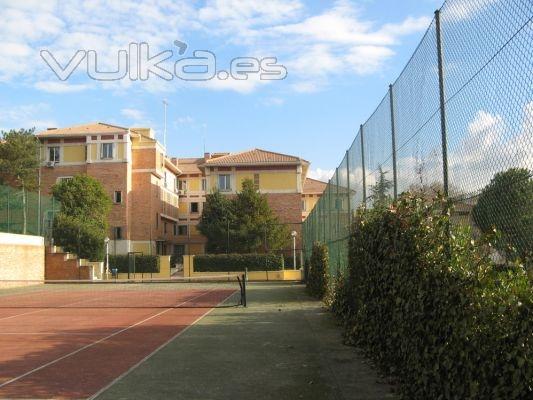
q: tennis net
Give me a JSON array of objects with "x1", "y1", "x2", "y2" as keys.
[{"x1": 0, "y1": 274, "x2": 247, "y2": 309}]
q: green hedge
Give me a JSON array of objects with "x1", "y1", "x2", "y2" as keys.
[
  {"x1": 306, "y1": 242, "x2": 329, "y2": 299},
  {"x1": 194, "y1": 253, "x2": 283, "y2": 272},
  {"x1": 331, "y1": 195, "x2": 532, "y2": 399},
  {"x1": 108, "y1": 255, "x2": 160, "y2": 274}
]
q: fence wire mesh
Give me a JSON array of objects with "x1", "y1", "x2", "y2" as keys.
[
  {"x1": 0, "y1": 184, "x2": 58, "y2": 237},
  {"x1": 303, "y1": 0, "x2": 533, "y2": 277}
]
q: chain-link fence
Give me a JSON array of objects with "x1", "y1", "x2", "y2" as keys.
[
  {"x1": 0, "y1": 183, "x2": 59, "y2": 238},
  {"x1": 303, "y1": 0, "x2": 533, "y2": 276}
]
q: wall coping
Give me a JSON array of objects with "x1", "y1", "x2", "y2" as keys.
[{"x1": 0, "y1": 233, "x2": 44, "y2": 247}]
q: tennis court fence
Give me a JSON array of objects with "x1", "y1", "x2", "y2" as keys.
[
  {"x1": 0, "y1": 183, "x2": 59, "y2": 237},
  {"x1": 303, "y1": 0, "x2": 533, "y2": 276}
]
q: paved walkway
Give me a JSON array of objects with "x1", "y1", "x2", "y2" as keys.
[{"x1": 96, "y1": 283, "x2": 395, "y2": 400}]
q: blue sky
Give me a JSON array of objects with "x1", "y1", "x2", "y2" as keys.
[{"x1": 0, "y1": 0, "x2": 445, "y2": 180}]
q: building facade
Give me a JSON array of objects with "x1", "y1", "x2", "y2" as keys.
[
  {"x1": 37, "y1": 124, "x2": 326, "y2": 257},
  {"x1": 37, "y1": 123, "x2": 182, "y2": 256}
]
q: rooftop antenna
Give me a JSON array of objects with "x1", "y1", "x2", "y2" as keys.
[{"x1": 162, "y1": 99, "x2": 168, "y2": 151}]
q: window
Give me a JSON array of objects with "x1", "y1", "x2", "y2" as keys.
[
  {"x1": 178, "y1": 180, "x2": 187, "y2": 191},
  {"x1": 173, "y1": 223, "x2": 177, "y2": 236},
  {"x1": 56, "y1": 176, "x2": 73, "y2": 184},
  {"x1": 49, "y1": 146, "x2": 60, "y2": 163},
  {"x1": 164, "y1": 172, "x2": 168, "y2": 188},
  {"x1": 302, "y1": 200, "x2": 307, "y2": 211},
  {"x1": 113, "y1": 227, "x2": 122, "y2": 240},
  {"x1": 218, "y1": 174, "x2": 231, "y2": 191},
  {"x1": 164, "y1": 222, "x2": 167, "y2": 234},
  {"x1": 100, "y1": 143, "x2": 114, "y2": 159},
  {"x1": 178, "y1": 225, "x2": 188, "y2": 236},
  {"x1": 253, "y1": 173, "x2": 260, "y2": 190},
  {"x1": 114, "y1": 191, "x2": 122, "y2": 204},
  {"x1": 201, "y1": 178, "x2": 207, "y2": 191},
  {"x1": 190, "y1": 202, "x2": 199, "y2": 213}
]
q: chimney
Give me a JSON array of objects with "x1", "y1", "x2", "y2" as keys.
[
  {"x1": 204, "y1": 152, "x2": 211, "y2": 161},
  {"x1": 171, "y1": 157, "x2": 178, "y2": 165}
]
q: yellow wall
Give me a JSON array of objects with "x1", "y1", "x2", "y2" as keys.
[
  {"x1": 260, "y1": 172, "x2": 297, "y2": 190},
  {"x1": 63, "y1": 145, "x2": 86, "y2": 163},
  {"x1": 236, "y1": 172, "x2": 254, "y2": 190},
  {"x1": 234, "y1": 171, "x2": 297, "y2": 191},
  {"x1": 188, "y1": 243, "x2": 204, "y2": 254},
  {"x1": 178, "y1": 202, "x2": 188, "y2": 214},
  {"x1": 188, "y1": 178, "x2": 201, "y2": 191},
  {"x1": 131, "y1": 242, "x2": 152, "y2": 254},
  {"x1": 90, "y1": 144, "x2": 97, "y2": 161},
  {"x1": 189, "y1": 224, "x2": 199, "y2": 235},
  {"x1": 117, "y1": 142, "x2": 125, "y2": 160}
]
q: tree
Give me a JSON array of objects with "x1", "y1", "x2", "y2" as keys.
[
  {"x1": 52, "y1": 175, "x2": 111, "y2": 260},
  {"x1": 0, "y1": 128, "x2": 39, "y2": 233},
  {"x1": 472, "y1": 168, "x2": 532, "y2": 265},
  {"x1": 231, "y1": 179, "x2": 289, "y2": 253},
  {"x1": 198, "y1": 179, "x2": 289, "y2": 253},
  {"x1": 197, "y1": 191, "x2": 235, "y2": 253},
  {"x1": 369, "y1": 166, "x2": 393, "y2": 207}
]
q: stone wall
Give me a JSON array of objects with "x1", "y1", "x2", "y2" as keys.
[{"x1": 0, "y1": 233, "x2": 45, "y2": 282}]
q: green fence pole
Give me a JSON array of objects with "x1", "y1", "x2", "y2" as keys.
[{"x1": 389, "y1": 84, "x2": 398, "y2": 200}]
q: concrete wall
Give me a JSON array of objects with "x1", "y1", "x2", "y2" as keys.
[{"x1": 0, "y1": 233, "x2": 45, "y2": 281}]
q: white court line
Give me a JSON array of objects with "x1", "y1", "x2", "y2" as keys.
[
  {"x1": 0, "y1": 289, "x2": 218, "y2": 390},
  {"x1": 88, "y1": 289, "x2": 238, "y2": 400},
  {"x1": 0, "y1": 332, "x2": 107, "y2": 336}
]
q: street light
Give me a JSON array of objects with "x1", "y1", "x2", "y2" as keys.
[
  {"x1": 291, "y1": 230, "x2": 298, "y2": 270},
  {"x1": 104, "y1": 237, "x2": 110, "y2": 276}
]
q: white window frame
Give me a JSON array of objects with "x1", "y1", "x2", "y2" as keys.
[
  {"x1": 56, "y1": 176, "x2": 73, "y2": 184},
  {"x1": 218, "y1": 174, "x2": 231, "y2": 191},
  {"x1": 178, "y1": 180, "x2": 187, "y2": 191},
  {"x1": 49, "y1": 146, "x2": 60, "y2": 163},
  {"x1": 201, "y1": 178, "x2": 207, "y2": 191},
  {"x1": 100, "y1": 143, "x2": 114, "y2": 160}
]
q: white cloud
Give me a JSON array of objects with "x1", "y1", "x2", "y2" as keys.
[
  {"x1": 121, "y1": 108, "x2": 145, "y2": 121},
  {"x1": 308, "y1": 168, "x2": 334, "y2": 182},
  {"x1": 261, "y1": 97, "x2": 285, "y2": 106},
  {"x1": 0, "y1": 0, "x2": 432, "y2": 94},
  {"x1": 442, "y1": 0, "x2": 498, "y2": 21},
  {"x1": 34, "y1": 80, "x2": 91, "y2": 93},
  {"x1": 0, "y1": 103, "x2": 56, "y2": 131}
]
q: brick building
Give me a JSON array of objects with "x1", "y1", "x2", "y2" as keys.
[
  {"x1": 37, "y1": 123, "x2": 181, "y2": 256},
  {"x1": 37, "y1": 124, "x2": 326, "y2": 256}
]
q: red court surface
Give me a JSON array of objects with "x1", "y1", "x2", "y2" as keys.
[{"x1": 0, "y1": 287, "x2": 235, "y2": 399}]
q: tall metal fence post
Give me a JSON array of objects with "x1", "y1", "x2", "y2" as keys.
[
  {"x1": 336, "y1": 167, "x2": 341, "y2": 271},
  {"x1": 435, "y1": 9, "x2": 449, "y2": 197},
  {"x1": 389, "y1": 84, "x2": 398, "y2": 200},
  {"x1": 360, "y1": 125, "x2": 367, "y2": 206},
  {"x1": 346, "y1": 150, "x2": 351, "y2": 223}
]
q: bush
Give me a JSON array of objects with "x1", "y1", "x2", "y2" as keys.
[
  {"x1": 335, "y1": 194, "x2": 532, "y2": 399},
  {"x1": 306, "y1": 242, "x2": 329, "y2": 299},
  {"x1": 53, "y1": 215, "x2": 106, "y2": 261},
  {"x1": 472, "y1": 168, "x2": 533, "y2": 266},
  {"x1": 194, "y1": 253, "x2": 283, "y2": 272},
  {"x1": 108, "y1": 255, "x2": 160, "y2": 274}
]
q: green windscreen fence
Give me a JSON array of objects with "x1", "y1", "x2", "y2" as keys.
[
  {"x1": 303, "y1": 0, "x2": 533, "y2": 277},
  {"x1": 0, "y1": 184, "x2": 59, "y2": 237}
]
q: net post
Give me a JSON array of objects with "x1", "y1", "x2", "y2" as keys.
[
  {"x1": 435, "y1": 9, "x2": 449, "y2": 198},
  {"x1": 346, "y1": 150, "x2": 351, "y2": 225},
  {"x1": 360, "y1": 125, "x2": 367, "y2": 206},
  {"x1": 389, "y1": 84, "x2": 398, "y2": 200},
  {"x1": 243, "y1": 269, "x2": 248, "y2": 307}
]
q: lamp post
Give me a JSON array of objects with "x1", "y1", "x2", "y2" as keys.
[
  {"x1": 104, "y1": 237, "x2": 110, "y2": 276},
  {"x1": 291, "y1": 230, "x2": 297, "y2": 270}
]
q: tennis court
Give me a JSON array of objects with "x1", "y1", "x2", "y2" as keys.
[{"x1": 0, "y1": 277, "x2": 245, "y2": 399}]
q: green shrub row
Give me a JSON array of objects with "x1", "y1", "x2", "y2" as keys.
[
  {"x1": 108, "y1": 255, "x2": 160, "y2": 274},
  {"x1": 194, "y1": 253, "x2": 283, "y2": 272},
  {"x1": 329, "y1": 195, "x2": 532, "y2": 399},
  {"x1": 306, "y1": 242, "x2": 329, "y2": 299}
]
